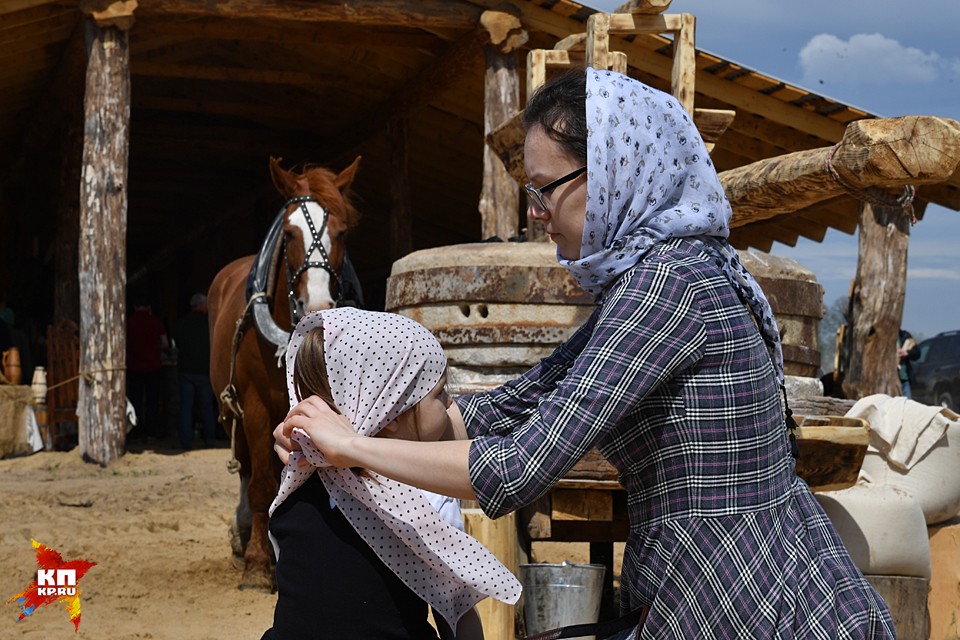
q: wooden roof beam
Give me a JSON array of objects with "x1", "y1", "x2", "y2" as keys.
[
  {"x1": 468, "y1": 0, "x2": 852, "y2": 141},
  {"x1": 131, "y1": 61, "x2": 347, "y2": 86},
  {"x1": 131, "y1": 19, "x2": 445, "y2": 51},
  {"x1": 0, "y1": 0, "x2": 63, "y2": 16},
  {"x1": 0, "y1": 3, "x2": 77, "y2": 31},
  {"x1": 135, "y1": 0, "x2": 481, "y2": 30},
  {"x1": 720, "y1": 116, "x2": 960, "y2": 227},
  {"x1": 325, "y1": 20, "x2": 491, "y2": 155},
  {"x1": 613, "y1": 0, "x2": 673, "y2": 14}
]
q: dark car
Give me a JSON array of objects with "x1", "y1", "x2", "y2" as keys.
[{"x1": 911, "y1": 330, "x2": 960, "y2": 410}]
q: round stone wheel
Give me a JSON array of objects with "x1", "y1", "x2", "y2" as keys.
[
  {"x1": 386, "y1": 243, "x2": 825, "y2": 393},
  {"x1": 386, "y1": 242, "x2": 593, "y2": 395}
]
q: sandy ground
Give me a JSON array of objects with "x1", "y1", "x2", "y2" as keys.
[
  {"x1": 0, "y1": 444, "x2": 607, "y2": 640},
  {"x1": 0, "y1": 444, "x2": 277, "y2": 640}
]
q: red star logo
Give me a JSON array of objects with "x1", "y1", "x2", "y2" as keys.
[{"x1": 6, "y1": 539, "x2": 96, "y2": 632}]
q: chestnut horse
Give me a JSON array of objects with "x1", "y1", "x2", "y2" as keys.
[{"x1": 208, "y1": 156, "x2": 361, "y2": 589}]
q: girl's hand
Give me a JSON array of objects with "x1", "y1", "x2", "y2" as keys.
[
  {"x1": 273, "y1": 417, "x2": 305, "y2": 464},
  {"x1": 276, "y1": 395, "x2": 358, "y2": 467}
]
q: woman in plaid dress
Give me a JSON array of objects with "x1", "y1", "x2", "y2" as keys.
[{"x1": 276, "y1": 68, "x2": 896, "y2": 639}]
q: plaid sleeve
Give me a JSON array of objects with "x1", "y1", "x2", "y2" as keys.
[
  {"x1": 455, "y1": 314, "x2": 597, "y2": 438},
  {"x1": 468, "y1": 263, "x2": 708, "y2": 518}
]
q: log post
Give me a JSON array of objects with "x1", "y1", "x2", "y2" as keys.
[
  {"x1": 721, "y1": 116, "x2": 960, "y2": 226},
  {"x1": 78, "y1": 1, "x2": 135, "y2": 465},
  {"x1": 479, "y1": 9, "x2": 526, "y2": 242},
  {"x1": 387, "y1": 118, "x2": 413, "y2": 262},
  {"x1": 463, "y1": 509, "x2": 518, "y2": 640},
  {"x1": 840, "y1": 199, "x2": 925, "y2": 399}
]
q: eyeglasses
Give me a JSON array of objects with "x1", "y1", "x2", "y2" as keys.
[{"x1": 524, "y1": 166, "x2": 587, "y2": 212}]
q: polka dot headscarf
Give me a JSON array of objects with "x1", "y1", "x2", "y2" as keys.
[{"x1": 269, "y1": 308, "x2": 521, "y2": 629}]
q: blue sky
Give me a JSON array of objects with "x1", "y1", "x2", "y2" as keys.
[{"x1": 587, "y1": 0, "x2": 960, "y2": 341}]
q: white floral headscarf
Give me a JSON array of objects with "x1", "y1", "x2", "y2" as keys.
[
  {"x1": 270, "y1": 308, "x2": 521, "y2": 629},
  {"x1": 560, "y1": 68, "x2": 785, "y2": 384}
]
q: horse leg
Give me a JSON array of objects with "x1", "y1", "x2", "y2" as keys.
[
  {"x1": 230, "y1": 475, "x2": 252, "y2": 562},
  {"x1": 240, "y1": 510, "x2": 274, "y2": 591},
  {"x1": 239, "y1": 403, "x2": 280, "y2": 592}
]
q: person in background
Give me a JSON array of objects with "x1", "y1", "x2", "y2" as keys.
[
  {"x1": 127, "y1": 297, "x2": 169, "y2": 442},
  {"x1": 275, "y1": 68, "x2": 895, "y2": 639},
  {"x1": 897, "y1": 328, "x2": 920, "y2": 398},
  {"x1": 174, "y1": 293, "x2": 218, "y2": 449}
]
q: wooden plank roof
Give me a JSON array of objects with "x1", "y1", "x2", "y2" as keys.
[{"x1": 2, "y1": 0, "x2": 958, "y2": 309}]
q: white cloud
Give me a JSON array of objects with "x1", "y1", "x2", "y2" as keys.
[
  {"x1": 908, "y1": 268, "x2": 960, "y2": 282},
  {"x1": 799, "y1": 33, "x2": 945, "y2": 86}
]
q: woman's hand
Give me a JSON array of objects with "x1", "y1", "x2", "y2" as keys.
[{"x1": 273, "y1": 396, "x2": 358, "y2": 467}]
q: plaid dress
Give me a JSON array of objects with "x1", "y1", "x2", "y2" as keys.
[{"x1": 460, "y1": 238, "x2": 895, "y2": 639}]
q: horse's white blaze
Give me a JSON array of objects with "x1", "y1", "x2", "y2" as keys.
[{"x1": 289, "y1": 201, "x2": 335, "y2": 311}]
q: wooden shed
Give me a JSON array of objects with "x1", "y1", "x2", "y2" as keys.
[
  {"x1": 4, "y1": 2, "x2": 960, "y2": 636},
  {"x1": 4, "y1": 0, "x2": 959, "y2": 333}
]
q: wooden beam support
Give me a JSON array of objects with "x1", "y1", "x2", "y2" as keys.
[
  {"x1": 587, "y1": 12, "x2": 696, "y2": 114},
  {"x1": 479, "y1": 7, "x2": 527, "y2": 53},
  {"x1": 468, "y1": 0, "x2": 851, "y2": 141},
  {"x1": 721, "y1": 116, "x2": 960, "y2": 227},
  {"x1": 613, "y1": 0, "x2": 672, "y2": 13},
  {"x1": 839, "y1": 200, "x2": 912, "y2": 400},
  {"x1": 463, "y1": 509, "x2": 517, "y2": 640},
  {"x1": 388, "y1": 118, "x2": 412, "y2": 262},
  {"x1": 485, "y1": 104, "x2": 733, "y2": 191},
  {"x1": 80, "y1": 0, "x2": 137, "y2": 30},
  {"x1": 693, "y1": 107, "x2": 735, "y2": 152},
  {"x1": 479, "y1": 10, "x2": 524, "y2": 242},
  {"x1": 527, "y1": 47, "x2": 626, "y2": 102},
  {"x1": 135, "y1": 0, "x2": 481, "y2": 30},
  {"x1": 78, "y1": 16, "x2": 130, "y2": 465},
  {"x1": 671, "y1": 12, "x2": 696, "y2": 114}
]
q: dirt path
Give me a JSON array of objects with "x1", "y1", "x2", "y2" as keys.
[
  {"x1": 0, "y1": 446, "x2": 276, "y2": 640},
  {"x1": 0, "y1": 444, "x2": 608, "y2": 640}
]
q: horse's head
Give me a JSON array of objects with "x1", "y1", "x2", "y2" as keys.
[{"x1": 269, "y1": 156, "x2": 361, "y2": 321}]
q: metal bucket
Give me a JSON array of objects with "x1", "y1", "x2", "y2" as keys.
[{"x1": 520, "y1": 561, "x2": 606, "y2": 640}]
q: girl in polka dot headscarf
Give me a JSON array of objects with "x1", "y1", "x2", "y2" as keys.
[{"x1": 262, "y1": 307, "x2": 520, "y2": 640}]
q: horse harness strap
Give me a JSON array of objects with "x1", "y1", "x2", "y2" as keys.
[
  {"x1": 220, "y1": 292, "x2": 268, "y2": 475},
  {"x1": 283, "y1": 195, "x2": 344, "y2": 325}
]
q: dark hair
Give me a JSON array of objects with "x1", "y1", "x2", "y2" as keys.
[{"x1": 523, "y1": 68, "x2": 588, "y2": 163}]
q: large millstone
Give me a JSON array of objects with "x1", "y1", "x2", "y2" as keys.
[
  {"x1": 386, "y1": 243, "x2": 593, "y2": 395},
  {"x1": 386, "y1": 243, "x2": 824, "y2": 394}
]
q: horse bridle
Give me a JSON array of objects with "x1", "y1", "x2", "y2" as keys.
[{"x1": 282, "y1": 195, "x2": 344, "y2": 325}]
